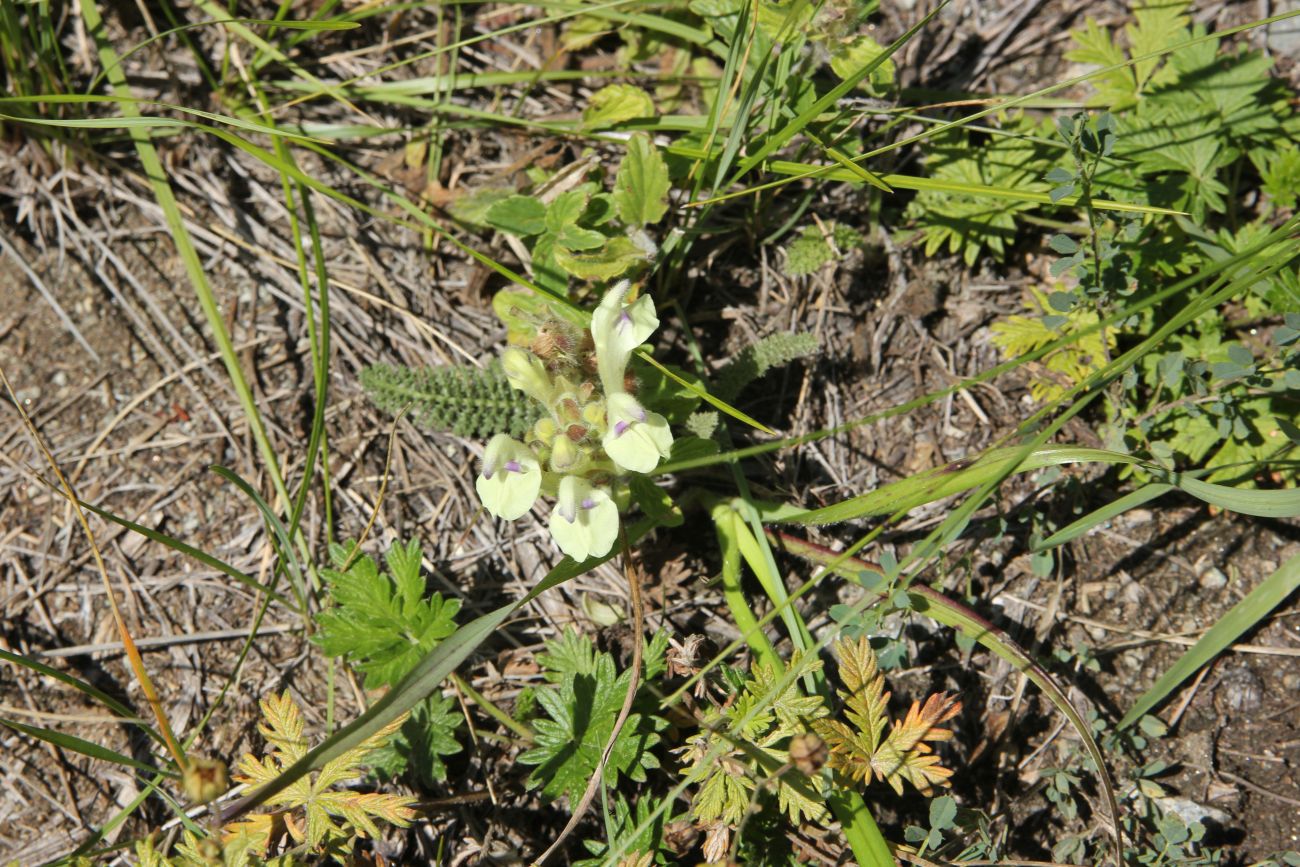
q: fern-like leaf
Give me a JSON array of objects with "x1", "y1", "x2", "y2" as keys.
[
  {"x1": 679, "y1": 654, "x2": 831, "y2": 829},
  {"x1": 813, "y1": 637, "x2": 961, "y2": 797},
  {"x1": 228, "y1": 691, "x2": 416, "y2": 857},
  {"x1": 714, "y1": 332, "x2": 820, "y2": 403},
  {"x1": 360, "y1": 362, "x2": 541, "y2": 437}
]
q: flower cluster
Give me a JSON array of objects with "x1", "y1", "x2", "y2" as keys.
[{"x1": 476, "y1": 283, "x2": 673, "y2": 560}]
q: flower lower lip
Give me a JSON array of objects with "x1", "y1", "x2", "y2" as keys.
[{"x1": 614, "y1": 420, "x2": 630, "y2": 436}]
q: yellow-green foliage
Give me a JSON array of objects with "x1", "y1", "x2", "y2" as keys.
[
  {"x1": 811, "y1": 637, "x2": 961, "y2": 797},
  {"x1": 678, "y1": 652, "x2": 829, "y2": 828},
  {"x1": 129, "y1": 691, "x2": 414, "y2": 866},
  {"x1": 989, "y1": 287, "x2": 1115, "y2": 402},
  {"x1": 227, "y1": 692, "x2": 417, "y2": 859}
]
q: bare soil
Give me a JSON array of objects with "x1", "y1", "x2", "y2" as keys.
[{"x1": 1, "y1": 0, "x2": 1297, "y2": 864}]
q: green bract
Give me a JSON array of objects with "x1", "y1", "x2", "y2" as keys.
[{"x1": 474, "y1": 283, "x2": 675, "y2": 559}]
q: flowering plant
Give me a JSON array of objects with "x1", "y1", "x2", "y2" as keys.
[{"x1": 475, "y1": 282, "x2": 673, "y2": 560}]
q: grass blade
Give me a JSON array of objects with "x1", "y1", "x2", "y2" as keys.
[
  {"x1": 221, "y1": 516, "x2": 660, "y2": 822},
  {"x1": 1172, "y1": 474, "x2": 1300, "y2": 518},
  {"x1": 770, "y1": 530, "x2": 1123, "y2": 862},
  {"x1": 77, "y1": 498, "x2": 292, "y2": 608},
  {"x1": 0, "y1": 649, "x2": 152, "y2": 738},
  {"x1": 209, "y1": 465, "x2": 309, "y2": 610},
  {"x1": 1118, "y1": 552, "x2": 1300, "y2": 730},
  {"x1": 1035, "y1": 484, "x2": 1176, "y2": 550},
  {"x1": 0, "y1": 717, "x2": 170, "y2": 777}
]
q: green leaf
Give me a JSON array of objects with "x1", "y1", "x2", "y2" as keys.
[
  {"x1": 536, "y1": 628, "x2": 599, "y2": 681},
  {"x1": 1120, "y1": 551, "x2": 1300, "y2": 728},
  {"x1": 486, "y1": 195, "x2": 548, "y2": 237},
  {"x1": 1035, "y1": 483, "x2": 1176, "y2": 550},
  {"x1": 313, "y1": 539, "x2": 461, "y2": 690},
  {"x1": 581, "y1": 83, "x2": 655, "y2": 130},
  {"x1": 613, "y1": 132, "x2": 671, "y2": 228},
  {"x1": 1049, "y1": 234, "x2": 1080, "y2": 255},
  {"x1": 0, "y1": 717, "x2": 170, "y2": 777},
  {"x1": 1170, "y1": 474, "x2": 1300, "y2": 518},
  {"x1": 628, "y1": 475, "x2": 684, "y2": 527},
  {"x1": 368, "y1": 693, "x2": 463, "y2": 786},
  {"x1": 547, "y1": 190, "x2": 606, "y2": 251},
  {"x1": 828, "y1": 33, "x2": 896, "y2": 94},
  {"x1": 783, "y1": 445, "x2": 1141, "y2": 524},
  {"x1": 223, "y1": 519, "x2": 659, "y2": 822},
  {"x1": 929, "y1": 794, "x2": 957, "y2": 831},
  {"x1": 554, "y1": 235, "x2": 646, "y2": 280},
  {"x1": 517, "y1": 653, "x2": 664, "y2": 802}
]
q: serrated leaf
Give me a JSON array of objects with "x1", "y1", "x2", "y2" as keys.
[
  {"x1": 537, "y1": 628, "x2": 599, "y2": 681},
  {"x1": 368, "y1": 693, "x2": 463, "y2": 786},
  {"x1": 812, "y1": 638, "x2": 960, "y2": 797},
  {"x1": 828, "y1": 33, "x2": 896, "y2": 95},
  {"x1": 313, "y1": 540, "x2": 461, "y2": 690},
  {"x1": 517, "y1": 652, "x2": 663, "y2": 802},
  {"x1": 546, "y1": 190, "x2": 607, "y2": 251},
  {"x1": 229, "y1": 691, "x2": 415, "y2": 855},
  {"x1": 614, "y1": 132, "x2": 671, "y2": 228},
  {"x1": 486, "y1": 195, "x2": 548, "y2": 237}
]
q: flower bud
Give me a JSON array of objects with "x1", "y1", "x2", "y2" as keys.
[
  {"x1": 556, "y1": 396, "x2": 583, "y2": 424},
  {"x1": 501, "y1": 347, "x2": 554, "y2": 404},
  {"x1": 788, "y1": 733, "x2": 827, "y2": 775},
  {"x1": 182, "y1": 756, "x2": 230, "y2": 805},
  {"x1": 549, "y1": 436, "x2": 582, "y2": 472},
  {"x1": 531, "y1": 417, "x2": 557, "y2": 444}
]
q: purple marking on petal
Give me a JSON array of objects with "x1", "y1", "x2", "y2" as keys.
[
  {"x1": 504, "y1": 460, "x2": 522, "y2": 473},
  {"x1": 482, "y1": 468, "x2": 494, "y2": 480},
  {"x1": 560, "y1": 506, "x2": 576, "y2": 522},
  {"x1": 581, "y1": 497, "x2": 597, "y2": 510},
  {"x1": 614, "y1": 420, "x2": 630, "y2": 436}
]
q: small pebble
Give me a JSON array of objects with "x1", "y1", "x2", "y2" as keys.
[
  {"x1": 1154, "y1": 796, "x2": 1231, "y2": 828},
  {"x1": 1199, "y1": 567, "x2": 1227, "y2": 590},
  {"x1": 1221, "y1": 665, "x2": 1263, "y2": 713},
  {"x1": 1121, "y1": 508, "x2": 1154, "y2": 527}
]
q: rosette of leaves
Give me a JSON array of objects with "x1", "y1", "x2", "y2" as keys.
[
  {"x1": 677, "y1": 652, "x2": 830, "y2": 829},
  {"x1": 517, "y1": 628, "x2": 669, "y2": 803},
  {"x1": 312, "y1": 539, "x2": 463, "y2": 786}
]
